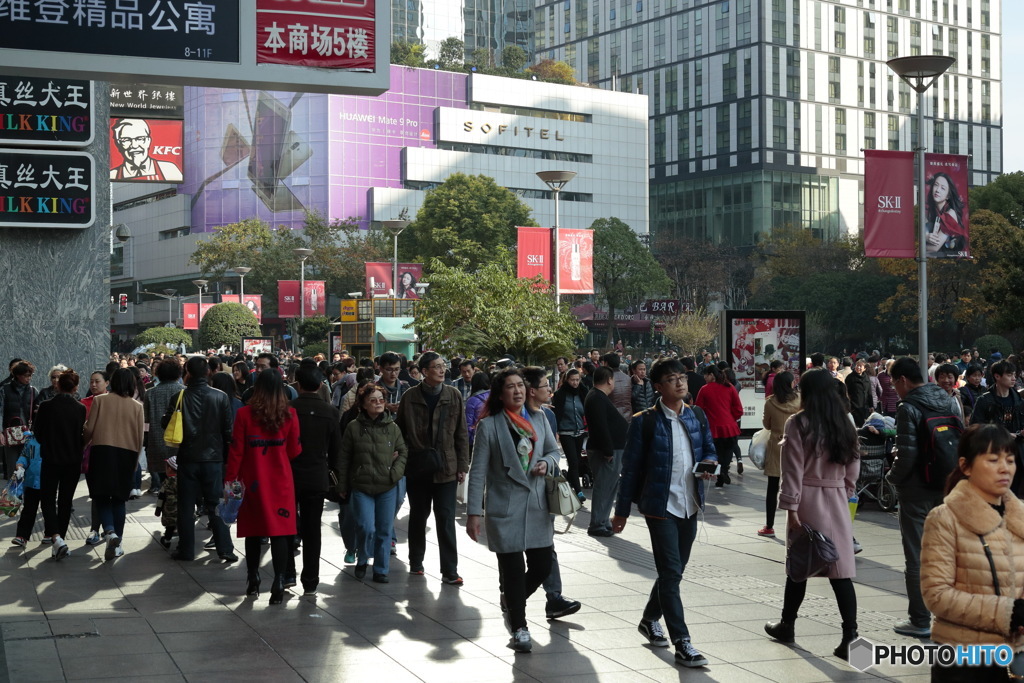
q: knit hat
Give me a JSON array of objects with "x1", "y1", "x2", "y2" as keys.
[{"x1": 166, "y1": 456, "x2": 177, "y2": 470}]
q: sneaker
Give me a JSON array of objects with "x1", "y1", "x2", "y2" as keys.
[
  {"x1": 508, "y1": 627, "x2": 532, "y2": 653},
  {"x1": 576, "y1": 491, "x2": 587, "y2": 505},
  {"x1": 11, "y1": 536, "x2": 26, "y2": 547},
  {"x1": 410, "y1": 565, "x2": 425, "y2": 575},
  {"x1": 757, "y1": 526, "x2": 776, "y2": 538},
  {"x1": 674, "y1": 639, "x2": 708, "y2": 668},
  {"x1": 354, "y1": 564, "x2": 367, "y2": 579},
  {"x1": 159, "y1": 532, "x2": 173, "y2": 549},
  {"x1": 40, "y1": 536, "x2": 54, "y2": 545},
  {"x1": 893, "y1": 619, "x2": 930, "y2": 638},
  {"x1": 104, "y1": 532, "x2": 121, "y2": 561},
  {"x1": 52, "y1": 538, "x2": 69, "y2": 561},
  {"x1": 218, "y1": 552, "x2": 239, "y2": 563},
  {"x1": 390, "y1": 540, "x2": 397, "y2": 556},
  {"x1": 638, "y1": 620, "x2": 670, "y2": 648},
  {"x1": 343, "y1": 551, "x2": 356, "y2": 564},
  {"x1": 203, "y1": 537, "x2": 217, "y2": 550},
  {"x1": 546, "y1": 595, "x2": 582, "y2": 620},
  {"x1": 85, "y1": 530, "x2": 102, "y2": 546},
  {"x1": 736, "y1": 460, "x2": 744, "y2": 474},
  {"x1": 372, "y1": 573, "x2": 389, "y2": 584},
  {"x1": 441, "y1": 574, "x2": 464, "y2": 586},
  {"x1": 853, "y1": 538, "x2": 863, "y2": 555},
  {"x1": 587, "y1": 528, "x2": 614, "y2": 538},
  {"x1": 129, "y1": 489, "x2": 142, "y2": 499}
]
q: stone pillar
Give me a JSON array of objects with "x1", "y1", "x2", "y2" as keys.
[{"x1": 0, "y1": 82, "x2": 110, "y2": 385}]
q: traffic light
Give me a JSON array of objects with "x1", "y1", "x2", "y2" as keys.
[{"x1": 118, "y1": 293, "x2": 128, "y2": 313}]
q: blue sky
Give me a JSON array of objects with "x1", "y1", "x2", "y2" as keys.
[{"x1": 1003, "y1": 3, "x2": 1021, "y2": 172}]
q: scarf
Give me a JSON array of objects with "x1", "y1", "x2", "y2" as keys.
[{"x1": 504, "y1": 408, "x2": 537, "y2": 472}]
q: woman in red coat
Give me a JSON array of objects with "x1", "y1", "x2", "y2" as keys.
[
  {"x1": 226, "y1": 369, "x2": 301, "y2": 605},
  {"x1": 695, "y1": 365, "x2": 743, "y2": 487}
]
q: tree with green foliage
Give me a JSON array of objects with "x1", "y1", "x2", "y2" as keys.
[
  {"x1": 971, "y1": 171, "x2": 1024, "y2": 229},
  {"x1": 591, "y1": 218, "x2": 672, "y2": 346},
  {"x1": 401, "y1": 173, "x2": 536, "y2": 270},
  {"x1": 526, "y1": 59, "x2": 576, "y2": 85},
  {"x1": 501, "y1": 45, "x2": 528, "y2": 72},
  {"x1": 134, "y1": 326, "x2": 193, "y2": 350},
  {"x1": 437, "y1": 37, "x2": 465, "y2": 70},
  {"x1": 413, "y1": 252, "x2": 585, "y2": 365},
  {"x1": 190, "y1": 211, "x2": 389, "y2": 316},
  {"x1": 391, "y1": 40, "x2": 427, "y2": 67},
  {"x1": 297, "y1": 316, "x2": 333, "y2": 346},
  {"x1": 198, "y1": 303, "x2": 261, "y2": 351}
]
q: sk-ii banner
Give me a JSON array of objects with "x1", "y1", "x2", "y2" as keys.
[
  {"x1": 924, "y1": 154, "x2": 970, "y2": 259},
  {"x1": 517, "y1": 226, "x2": 551, "y2": 281},
  {"x1": 364, "y1": 263, "x2": 423, "y2": 298},
  {"x1": 864, "y1": 150, "x2": 915, "y2": 258},
  {"x1": 279, "y1": 280, "x2": 326, "y2": 318},
  {"x1": 557, "y1": 229, "x2": 594, "y2": 295},
  {"x1": 182, "y1": 302, "x2": 216, "y2": 330}
]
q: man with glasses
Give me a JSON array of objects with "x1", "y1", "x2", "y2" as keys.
[
  {"x1": 611, "y1": 358, "x2": 717, "y2": 668},
  {"x1": 109, "y1": 118, "x2": 183, "y2": 182},
  {"x1": 887, "y1": 357, "x2": 962, "y2": 639},
  {"x1": 395, "y1": 352, "x2": 470, "y2": 585}
]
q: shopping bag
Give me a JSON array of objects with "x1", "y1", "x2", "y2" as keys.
[{"x1": 0, "y1": 478, "x2": 24, "y2": 518}]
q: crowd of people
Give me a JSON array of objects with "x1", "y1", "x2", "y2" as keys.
[{"x1": 2, "y1": 342, "x2": 1024, "y2": 675}]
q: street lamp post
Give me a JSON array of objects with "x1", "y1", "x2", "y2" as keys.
[
  {"x1": 233, "y1": 266, "x2": 251, "y2": 301},
  {"x1": 886, "y1": 55, "x2": 955, "y2": 376},
  {"x1": 162, "y1": 288, "x2": 177, "y2": 326},
  {"x1": 192, "y1": 279, "x2": 208, "y2": 308},
  {"x1": 294, "y1": 249, "x2": 313, "y2": 322},
  {"x1": 536, "y1": 170, "x2": 577, "y2": 308},
  {"x1": 381, "y1": 220, "x2": 410, "y2": 297}
]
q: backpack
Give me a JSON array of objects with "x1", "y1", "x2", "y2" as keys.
[{"x1": 913, "y1": 402, "x2": 963, "y2": 489}]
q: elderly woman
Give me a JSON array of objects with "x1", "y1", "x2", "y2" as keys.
[{"x1": 466, "y1": 367, "x2": 561, "y2": 653}]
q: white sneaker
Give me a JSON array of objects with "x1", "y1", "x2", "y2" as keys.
[
  {"x1": 104, "y1": 532, "x2": 121, "y2": 561},
  {"x1": 129, "y1": 489, "x2": 142, "y2": 499},
  {"x1": 52, "y1": 537, "x2": 69, "y2": 561},
  {"x1": 85, "y1": 530, "x2": 102, "y2": 546},
  {"x1": 508, "y1": 627, "x2": 532, "y2": 653}
]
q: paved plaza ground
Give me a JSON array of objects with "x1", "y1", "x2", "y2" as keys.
[{"x1": 0, "y1": 450, "x2": 932, "y2": 682}]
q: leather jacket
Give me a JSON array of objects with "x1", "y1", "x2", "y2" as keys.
[{"x1": 161, "y1": 377, "x2": 233, "y2": 463}]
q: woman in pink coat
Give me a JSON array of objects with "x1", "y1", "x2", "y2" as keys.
[
  {"x1": 226, "y1": 369, "x2": 301, "y2": 605},
  {"x1": 764, "y1": 368, "x2": 861, "y2": 660}
]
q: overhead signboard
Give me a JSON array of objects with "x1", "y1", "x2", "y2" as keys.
[
  {"x1": 0, "y1": 75, "x2": 94, "y2": 147},
  {"x1": 0, "y1": 0, "x2": 389, "y2": 96},
  {"x1": 109, "y1": 84, "x2": 185, "y2": 120},
  {"x1": 109, "y1": 118, "x2": 184, "y2": 183},
  {"x1": 0, "y1": 148, "x2": 95, "y2": 228}
]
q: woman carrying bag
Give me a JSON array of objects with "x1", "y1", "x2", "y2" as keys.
[
  {"x1": 921, "y1": 423, "x2": 1024, "y2": 683},
  {"x1": 764, "y1": 368, "x2": 861, "y2": 660},
  {"x1": 466, "y1": 367, "x2": 561, "y2": 653},
  {"x1": 759, "y1": 371, "x2": 800, "y2": 538}
]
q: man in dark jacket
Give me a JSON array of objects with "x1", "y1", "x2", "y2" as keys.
[
  {"x1": 612, "y1": 358, "x2": 717, "y2": 667},
  {"x1": 681, "y1": 357, "x2": 705, "y2": 399},
  {"x1": 163, "y1": 356, "x2": 235, "y2": 562},
  {"x1": 630, "y1": 360, "x2": 655, "y2": 414},
  {"x1": 395, "y1": 352, "x2": 470, "y2": 585},
  {"x1": 584, "y1": 366, "x2": 628, "y2": 537},
  {"x1": 288, "y1": 366, "x2": 342, "y2": 595},
  {"x1": 602, "y1": 353, "x2": 633, "y2": 422},
  {"x1": 969, "y1": 359, "x2": 1024, "y2": 495},
  {"x1": 886, "y1": 357, "x2": 961, "y2": 639}
]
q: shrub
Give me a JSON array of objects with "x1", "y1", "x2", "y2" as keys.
[
  {"x1": 199, "y1": 303, "x2": 261, "y2": 351},
  {"x1": 972, "y1": 334, "x2": 1014, "y2": 360},
  {"x1": 134, "y1": 326, "x2": 192, "y2": 350}
]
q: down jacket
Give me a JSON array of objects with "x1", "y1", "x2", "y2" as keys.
[
  {"x1": 337, "y1": 412, "x2": 407, "y2": 496},
  {"x1": 761, "y1": 394, "x2": 800, "y2": 478},
  {"x1": 615, "y1": 399, "x2": 717, "y2": 519},
  {"x1": 921, "y1": 479, "x2": 1024, "y2": 650},
  {"x1": 888, "y1": 383, "x2": 960, "y2": 502}
]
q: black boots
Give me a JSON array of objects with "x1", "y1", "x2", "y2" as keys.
[
  {"x1": 764, "y1": 619, "x2": 795, "y2": 643},
  {"x1": 834, "y1": 626, "x2": 859, "y2": 660},
  {"x1": 269, "y1": 575, "x2": 285, "y2": 605},
  {"x1": 245, "y1": 573, "x2": 261, "y2": 597}
]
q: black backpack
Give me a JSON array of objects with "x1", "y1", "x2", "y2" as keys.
[{"x1": 913, "y1": 402, "x2": 963, "y2": 489}]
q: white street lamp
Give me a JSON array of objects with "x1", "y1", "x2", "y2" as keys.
[
  {"x1": 293, "y1": 249, "x2": 313, "y2": 322},
  {"x1": 381, "y1": 220, "x2": 410, "y2": 297},
  {"x1": 233, "y1": 266, "x2": 252, "y2": 301},
  {"x1": 886, "y1": 55, "x2": 954, "y2": 375},
  {"x1": 536, "y1": 170, "x2": 577, "y2": 308}
]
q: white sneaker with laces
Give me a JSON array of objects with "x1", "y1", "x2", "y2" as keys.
[
  {"x1": 638, "y1": 620, "x2": 670, "y2": 647},
  {"x1": 675, "y1": 639, "x2": 709, "y2": 668},
  {"x1": 52, "y1": 538, "x2": 69, "y2": 561},
  {"x1": 104, "y1": 532, "x2": 121, "y2": 561},
  {"x1": 508, "y1": 627, "x2": 532, "y2": 653}
]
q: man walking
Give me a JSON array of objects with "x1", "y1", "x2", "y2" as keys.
[
  {"x1": 396, "y1": 352, "x2": 470, "y2": 585},
  {"x1": 584, "y1": 367, "x2": 628, "y2": 537},
  {"x1": 602, "y1": 353, "x2": 634, "y2": 422},
  {"x1": 164, "y1": 356, "x2": 236, "y2": 562},
  {"x1": 886, "y1": 357, "x2": 961, "y2": 638},
  {"x1": 612, "y1": 358, "x2": 717, "y2": 668},
  {"x1": 288, "y1": 365, "x2": 342, "y2": 595},
  {"x1": 968, "y1": 359, "x2": 1024, "y2": 495}
]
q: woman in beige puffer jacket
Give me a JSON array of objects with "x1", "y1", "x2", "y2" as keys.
[{"x1": 921, "y1": 423, "x2": 1024, "y2": 682}]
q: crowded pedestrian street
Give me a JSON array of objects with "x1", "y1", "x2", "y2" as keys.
[{"x1": 0, "y1": 453, "x2": 924, "y2": 682}]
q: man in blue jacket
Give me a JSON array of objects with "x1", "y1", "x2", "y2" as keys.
[{"x1": 612, "y1": 357, "x2": 717, "y2": 669}]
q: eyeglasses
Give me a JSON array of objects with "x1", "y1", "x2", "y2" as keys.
[
  {"x1": 366, "y1": 397, "x2": 387, "y2": 404},
  {"x1": 427, "y1": 363, "x2": 446, "y2": 371},
  {"x1": 537, "y1": 384, "x2": 551, "y2": 390},
  {"x1": 658, "y1": 375, "x2": 687, "y2": 385},
  {"x1": 117, "y1": 135, "x2": 150, "y2": 146}
]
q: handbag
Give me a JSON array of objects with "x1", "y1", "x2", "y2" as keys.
[
  {"x1": 786, "y1": 523, "x2": 840, "y2": 582},
  {"x1": 405, "y1": 403, "x2": 447, "y2": 481},
  {"x1": 0, "y1": 418, "x2": 28, "y2": 447},
  {"x1": 217, "y1": 480, "x2": 245, "y2": 525},
  {"x1": 748, "y1": 428, "x2": 770, "y2": 470},
  {"x1": 163, "y1": 390, "x2": 184, "y2": 447},
  {"x1": 545, "y1": 473, "x2": 582, "y2": 516},
  {"x1": 978, "y1": 534, "x2": 1024, "y2": 678}
]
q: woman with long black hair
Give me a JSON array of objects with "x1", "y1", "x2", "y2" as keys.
[
  {"x1": 925, "y1": 171, "x2": 968, "y2": 256},
  {"x1": 695, "y1": 364, "x2": 743, "y2": 486},
  {"x1": 764, "y1": 368, "x2": 861, "y2": 659}
]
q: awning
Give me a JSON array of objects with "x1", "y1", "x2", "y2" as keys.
[{"x1": 375, "y1": 317, "x2": 417, "y2": 343}]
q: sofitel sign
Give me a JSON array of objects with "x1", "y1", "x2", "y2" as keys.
[{"x1": 462, "y1": 121, "x2": 565, "y2": 141}]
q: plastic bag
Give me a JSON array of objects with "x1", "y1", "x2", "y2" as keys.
[
  {"x1": 748, "y1": 428, "x2": 770, "y2": 470},
  {"x1": 217, "y1": 480, "x2": 244, "y2": 525},
  {"x1": 0, "y1": 478, "x2": 24, "y2": 518}
]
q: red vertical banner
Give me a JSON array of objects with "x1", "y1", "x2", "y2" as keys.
[
  {"x1": 557, "y1": 228, "x2": 594, "y2": 295},
  {"x1": 243, "y1": 295, "x2": 263, "y2": 323},
  {"x1": 199, "y1": 303, "x2": 215, "y2": 320},
  {"x1": 365, "y1": 262, "x2": 392, "y2": 297},
  {"x1": 303, "y1": 280, "x2": 327, "y2": 316},
  {"x1": 924, "y1": 153, "x2": 970, "y2": 259},
  {"x1": 517, "y1": 226, "x2": 552, "y2": 282},
  {"x1": 182, "y1": 303, "x2": 199, "y2": 330},
  {"x1": 864, "y1": 150, "x2": 916, "y2": 258},
  {"x1": 279, "y1": 280, "x2": 300, "y2": 318}
]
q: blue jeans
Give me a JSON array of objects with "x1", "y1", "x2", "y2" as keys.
[
  {"x1": 643, "y1": 513, "x2": 698, "y2": 644},
  {"x1": 96, "y1": 497, "x2": 127, "y2": 538},
  {"x1": 351, "y1": 487, "x2": 398, "y2": 576}
]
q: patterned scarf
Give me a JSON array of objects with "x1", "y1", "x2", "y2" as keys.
[{"x1": 504, "y1": 408, "x2": 537, "y2": 472}]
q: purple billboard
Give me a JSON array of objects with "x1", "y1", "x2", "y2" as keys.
[{"x1": 181, "y1": 66, "x2": 468, "y2": 233}]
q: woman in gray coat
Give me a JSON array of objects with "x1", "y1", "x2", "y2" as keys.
[{"x1": 467, "y1": 367, "x2": 560, "y2": 654}]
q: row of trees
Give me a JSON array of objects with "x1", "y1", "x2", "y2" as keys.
[{"x1": 392, "y1": 38, "x2": 577, "y2": 85}]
